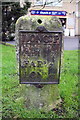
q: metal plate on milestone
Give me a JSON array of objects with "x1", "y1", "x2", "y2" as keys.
[{"x1": 19, "y1": 27, "x2": 62, "y2": 84}]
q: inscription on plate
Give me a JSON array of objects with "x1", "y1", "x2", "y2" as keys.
[{"x1": 19, "y1": 31, "x2": 62, "y2": 84}]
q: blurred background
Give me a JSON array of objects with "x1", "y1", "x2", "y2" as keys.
[{"x1": 2, "y1": 1, "x2": 31, "y2": 41}]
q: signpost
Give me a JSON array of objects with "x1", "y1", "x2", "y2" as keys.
[
  {"x1": 30, "y1": 10, "x2": 66, "y2": 16},
  {"x1": 16, "y1": 15, "x2": 63, "y2": 110}
]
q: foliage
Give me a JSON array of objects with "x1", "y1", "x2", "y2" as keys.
[
  {"x1": 1, "y1": 44, "x2": 79, "y2": 119},
  {"x1": 2, "y1": 2, "x2": 31, "y2": 41}
]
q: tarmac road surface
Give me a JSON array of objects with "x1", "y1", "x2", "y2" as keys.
[{"x1": 63, "y1": 36, "x2": 79, "y2": 50}]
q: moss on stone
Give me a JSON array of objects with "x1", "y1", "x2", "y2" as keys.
[
  {"x1": 16, "y1": 15, "x2": 62, "y2": 31},
  {"x1": 15, "y1": 14, "x2": 63, "y2": 111}
]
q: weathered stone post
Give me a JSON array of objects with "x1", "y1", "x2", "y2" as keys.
[{"x1": 15, "y1": 12, "x2": 63, "y2": 112}]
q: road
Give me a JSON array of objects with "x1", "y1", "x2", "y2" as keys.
[
  {"x1": 3, "y1": 36, "x2": 80, "y2": 50},
  {"x1": 63, "y1": 36, "x2": 79, "y2": 50}
]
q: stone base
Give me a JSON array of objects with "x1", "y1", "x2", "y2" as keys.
[{"x1": 24, "y1": 84, "x2": 61, "y2": 112}]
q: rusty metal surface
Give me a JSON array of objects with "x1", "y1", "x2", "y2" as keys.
[{"x1": 19, "y1": 27, "x2": 62, "y2": 84}]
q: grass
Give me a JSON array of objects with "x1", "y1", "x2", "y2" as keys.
[{"x1": 1, "y1": 44, "x2": 79, "y2": 119}]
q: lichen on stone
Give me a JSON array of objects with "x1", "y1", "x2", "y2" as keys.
[{"x1": 15, "y1": 14, "x2": 63, "y2": 111}]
